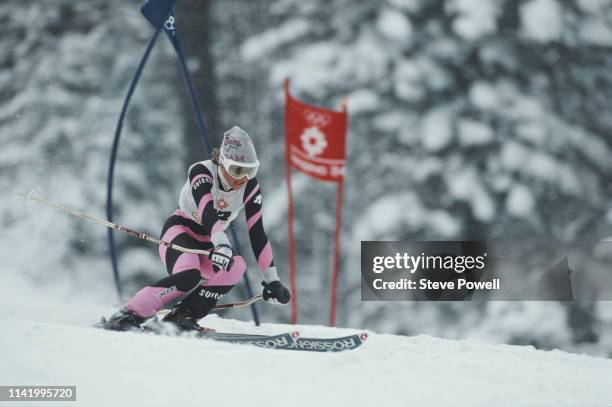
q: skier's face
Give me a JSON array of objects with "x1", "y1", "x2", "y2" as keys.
[{"x1": 221, "y1": 165, "x2": 248, "y2": 189}]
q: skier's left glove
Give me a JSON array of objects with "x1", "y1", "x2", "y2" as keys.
[
  {"x1": 261, "y1": 281, "x2": 291, "y2": 304},
  {"x1": 209, "y1": 244, "x2": 234, "y2": 272}
]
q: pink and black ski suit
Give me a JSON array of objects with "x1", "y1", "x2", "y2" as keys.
[{"x1": 125, "y1": 159, "x2": 278, "y2": 319}]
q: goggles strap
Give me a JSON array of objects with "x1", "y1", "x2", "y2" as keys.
[{"x1": 218, "y1": 165, "x2": 233, "y2": 190}]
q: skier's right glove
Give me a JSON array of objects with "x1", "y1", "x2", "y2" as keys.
[
  {"x1": 262, "y1": 281, "x2": 291, "y2": 304},
  {"x1": 209, "y1": 244, "x2": 234, "y2": 272}
]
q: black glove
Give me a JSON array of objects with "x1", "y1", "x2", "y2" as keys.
[
  {"x1": 261, "y1": 281, "x2": 291, "y2": 304},
  {"x1": 209, "y1": 244, "x2": 233, "y2": 272}
]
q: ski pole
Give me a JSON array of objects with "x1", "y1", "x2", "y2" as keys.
[
  {"x1": 154, "y1": 294, "x2": 263, "y2": 320},
  {"x1": 17, "y1": 190, "x2": 210, "y2": 256},
  {"x1": 214, "y1": 294, "x2": 263, "y2": 310}
]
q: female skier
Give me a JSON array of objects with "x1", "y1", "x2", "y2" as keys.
[{"x1": 105, "y1": 126, "x2": 291, "y2": 332}]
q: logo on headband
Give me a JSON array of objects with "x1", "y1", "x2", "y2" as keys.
[
  {"x1": 223, "y1": 136, "x2": 242, "y2": 151},
  {"x1": 226, "y1": 154, "x2": 246, "y2": 162}
]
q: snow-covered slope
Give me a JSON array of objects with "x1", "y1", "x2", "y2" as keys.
[{"x1": 1, "y1": 275, "x2": 611, "y2": 407}]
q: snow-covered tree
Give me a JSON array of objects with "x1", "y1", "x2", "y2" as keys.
[{"x1": 0, "y1": 1, "x2": 185, "y2": 295}]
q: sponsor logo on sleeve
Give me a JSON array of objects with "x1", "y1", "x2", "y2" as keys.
[
  {"x1": 157, "y1": 286, "x2": 177, "y2": 299},
  {"x1": 192, "y1": 176, "x2": 212, "y2": 191}
]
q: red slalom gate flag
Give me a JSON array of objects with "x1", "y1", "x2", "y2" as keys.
[
  {"x1": 284, "y1": 79, "x2": 348, "y2": 326},
  {"x1": 285, "y1": 80, "x2": 348, "y2": 182}
]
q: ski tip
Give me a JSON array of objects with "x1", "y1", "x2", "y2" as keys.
[
  {"x1": 359, "y1": 332, "x2": 369, "y2": 342},
  {"x1": 291, "y1": 331, "x2": 300, "y2": 340},
  {"x1": 93, "y1": 317, "x2": 108, "y2": 329}
]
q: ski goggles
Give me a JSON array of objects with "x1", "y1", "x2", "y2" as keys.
[{"x1": 219, "y1": 153, "x2": 260, "y2": 180}]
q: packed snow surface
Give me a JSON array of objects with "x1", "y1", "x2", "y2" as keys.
[{"x1": 1, "y1": 276, "x2": 611, "y2": 407}]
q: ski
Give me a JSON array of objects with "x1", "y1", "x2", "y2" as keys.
[
  {"x1": 191, "y1": 331, "x2": 367, "y2": 352},
  {"x1": 196, "y1": 331, "x2": 300, "y2": 350},
  {"x1": 96, "y1": 316, "x2": 300, "y2": 350},
  {"x1": 194, "y1": 331, "x2": 369, "y2": 352},
  {"x1": 96, "y1": 317, "x2": 367, "y2": 352}
]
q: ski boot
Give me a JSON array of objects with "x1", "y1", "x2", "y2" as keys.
[
  {"x1": 162, "y1": 302, "x2": 215, "y2": 333},
  {"x1": 103, "y1": 307, "x2": 146, "y2": 332}
]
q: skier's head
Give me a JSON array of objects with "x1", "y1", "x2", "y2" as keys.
[{"x1": 217, "y1": 126, "x2": 260, "y2": 188}]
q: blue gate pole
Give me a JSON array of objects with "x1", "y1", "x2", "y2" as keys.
[{"x1": 106, "y1": 27, "x2": 164, "y2": 301}]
